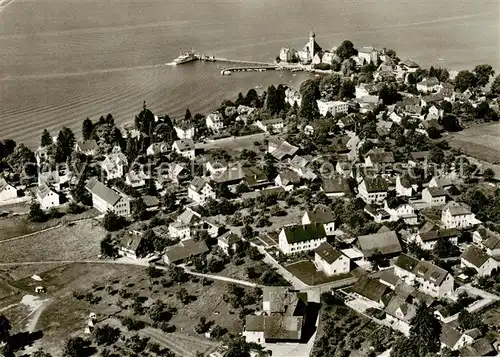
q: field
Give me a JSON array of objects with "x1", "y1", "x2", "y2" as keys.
[
  {"x1": 0, "y1": 218, "x2": 105, "y2": 263},
  {"x1": 284, "y1": 260, "x2": 353, "y2": 286},
  {"x1": 448, "y1": 122, "x2": 500, "y2": 164},
  {"x1": 0, "y1": 261, "x2": 251, "y2": 356}
]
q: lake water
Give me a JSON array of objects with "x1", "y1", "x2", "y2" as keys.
[{"x1": 0, "y1": 0, "x2": 498, "y2": 147}]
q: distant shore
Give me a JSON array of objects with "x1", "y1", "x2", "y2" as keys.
[{"x1": 0, "y1": 0, "x2": 15, "y2": 12}]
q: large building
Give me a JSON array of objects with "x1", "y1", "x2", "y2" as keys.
[
  {"x1": 86, "y1": 178, "x2": 131, "y2": 216},
  {"x1": 317, "y1": 100, "x2": 349, "y2": 117},
  {"x1": 278, "y1": 223, "x2": 327, "y2": 254},
  {"x1": 298, "y1": 31, "x2": 322, "y2": 64}
]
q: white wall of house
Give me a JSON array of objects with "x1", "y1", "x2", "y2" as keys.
[
  {"x1": 394, "y1": 265, "x2": 453, "y2": 298},
  {"x1": 243, "y1": 330, "x2": 264, "y2": 345},
  {"x1": 359, "y1": 181, "x2": 387, "y2": 203},
  {"x1": 395, "y1": 177, "x2": 413, "y2": 197},
  {"x1": 302, "y1": 213, "x2": 335, "y2": 235},
  {"x1": 0, "y1": 185, "x2": 17, "y2": 201},
  {"x1": 442, "y1": 210, "x2": 476, "y2": 229},
  {"x1": 39, "y1": 191, "x2": 61, "y2": 210},
  {"x1": 174, "y1": 126, "x2": 195, "y2": 140},
  {"x1": 91, "y1": 194, "x2": 130, "y2": 216},
  {"x1": 278, "y1": 230, "x2": 327, "y2": 255},
  {"x1": 422, "y1": 189, "x2": 446, "y2": 205},
  {"x1": 461, "y1": 257, "x2": 498, "y2": 277},
  {"x1": 168, "y1": 225, "x2": 190, "y2": 239},
  {"x1": 315, "y1": 253, "x2": 350, "y2": 276},
  {"x1": 415, "y1": 236, "x2": 458, "y2": 251},
  {"x1": 187, "y1": 184, "x2": 215, "y2": 203}
]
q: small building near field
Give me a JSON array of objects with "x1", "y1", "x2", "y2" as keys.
[
  {"x1": 314, "y1": 242, "x2": 350, "y2": 276},
  {"x1": 217, "y1": 231, "x2": 242, "y2": 255},
  {"x1": 163, "y1": 239, "x2": 209, "y2": 265},
  {"x1": 278, "y1": 223, "x2": 327, "y2": 255}
]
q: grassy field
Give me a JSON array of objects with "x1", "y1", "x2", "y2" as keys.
[
  {"x1": 448, "y1": 122, "x2": 500, "y2": 164},
  {"x1": 284, "y1": 260, "x2": 353, "y2": 286},
  {"x1": 0, "y1": 219, "x2": 105, "y2": 263},
  {"x1": 3, "y1": 262, "x2": 255, "y2": 356}
]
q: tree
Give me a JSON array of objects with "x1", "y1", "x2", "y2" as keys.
[
  {"x1": 92, "y1": 324, "x2": 121, "y2": 346},
  {"x1": 0, "y1": 315, "x2": 11, "y2": 344},
  {"x1": 336, "y1": 40, "x2": 356, "y2": 61},
  {"x1": 458, "y1": 310, "x2": 484, "y2": 331},
  {"x1": 441, "y1": 114, "x2": 461, "y2": 132},
  {"x1": 319, "y1": 74, "x2": 342, "y2": 100},
  {"x1": 265, "y1": 85, "x2": 280, "y2": 114},
  {"x1": 454, "y1": 70, "x2": 476, "y2": 92},
  {"x1": 300, "y1": 79, "x2": 320, "y2": 120},
  {"x1": 41, "y1": 129, "x2": 52, "y2": 147},
  {"x1": 390, "y1": 336, "x2": 418, "y2": 357},
  {"x1": 433, "y1": 237, "x2": 455, "y2": 258},
  {"x1": 149, "y1": 300, "x2": 173, "y2": 323},
  {"x1": 379, "y1": 84, "x2": 401, "y2": 105},
  {"x1": 100, "y1": 234, "x2": 118, "y2": 258},
  {"x1": 340, "y1": 79, "x2": 355, "y2": 99},
  {"x1": 131, "y1": 198, "x2": 147, "y2": 221},
  {"x1": 82, "y1": 118, "x2": 93, "y2": 141},
  {"x1": 102, "y1": 210, "x2": 126, "y2": 231},
  {"x1": 184, "y1": 108, "x2": 192, "y2": 121},
  {"x1": 32, "y1": 350, "x2": 52, "y2": 357},
  {"x1": 491, "y1": 75, "x2": 500, "y2": 96},
  {"x1": 62, "y1": 337, "x2": 88, "y2": 357},
  {"x1": 473, "y1": 64, "x2": 495, "y2": 87},
  {"x1": 28, "y1": 202, "x2": 46, "y2": 222},
  {"x1": 55, "y1": 127, "x2": 76, "y2": 163},
  {"x1": 429, "y1": 147, "x2": 444, "y2": 163},
  {"x1": 483, "y1": 168, "x2": 495, "y2": 182},
  {"x1": 409, "y1": 303, "x2": 441, "y2": 356},
  {"x1": 241, "y1": 225, "x2": 254, "y2": 239}
]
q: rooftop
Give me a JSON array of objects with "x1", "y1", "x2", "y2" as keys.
[
  {"x1": 357, "y1": 230, "x2": 402, "y2": 257},
  {"x1": 282, "y1": 223, "x2": 326, "y2": 244},
  {"x1": 461, "y1": 245, "x2": 491, "y2": 268},
  {"x1": 314, "y1": 242, "x2": 343, "y2": 264}
]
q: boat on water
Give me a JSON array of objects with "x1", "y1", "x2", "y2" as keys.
[{"x1": 172, "y1": 51, "x2": 198, "y2": 65}]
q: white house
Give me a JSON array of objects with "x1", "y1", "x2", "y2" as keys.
[
  {"x1": 174, "y1": 121, "x2": 195, "y2": 139},
  {"x1": 383, "y1": 201, "x2": 418, "y2": 225},
  {"x1": 414, "y1": 228, "x2": 459, "y2": 251},
  {"x1": 473, "y1": 227, "x2": 500, "y2": 256},
  {"x1": 317, "y1": 100, "x2": 349, "y2": 117},
  {"x1": 384, "y1": 297, "x2": 417, "y2": 336},
  {"x1": 168, "y1": 208, "x2": 219, "y2": 240},
  {"x1": 118, "y1": 231, "x2": 145, "y2": 259},
  {"x1": 101, "y1": 147, "x2": 128, "y2": 180},
  {"x1": 302, "y1": 207, "x2": 336, "y2": 235},
  {"x1": 75, "y1": 140, "x2": 98, "y2": 156},
  {"x1": 172, "y1": 139, "x2": 195, "y2": 160},
  {"x1": 124, "y1": 171, "x2": 146, "y2": 188},
  {"x1": 441, "y1": 202, "x2": 479, "y2": 229},
  {"x1": 86, "y1": 178, "x2": 131, "y2": 216},
  {"x1": 187, "y1": 177, "x2": 216, "y2": 204},
  {"x1": 394, "y1": 254, "x2": 454, "y2": 298},
  {"x1": 389, "y1": 111, "x2": 403, "y2": 124},
  {"x1": 358, "y1": 177, "x2": 389, "y2": 203},
  {"x1": 285, "y1": 87, "x2": 301, "y2": 107},
  {"x1": 314, "y1": 242, "x2": 350, "y2": 276},
  {"x1": 422, "y1": 187, "x2": 447, "y2": 206},
  {"x1": 417, "y1": 77, "x2": 440, "y2": 93},
  {"x1": 278, "y1": 223, "x2": 327, "y2": 255},
  {"x1": 274, "y1": 169, "x2": 301, "y2": 191},
  {"x1": 35, "y1": 146, "x2": 50, "y2": 167},
  {"x1": 357, "y1": 46, "x2": 378, "y2": 64},
  {"x1": 206, "y1": 159, "x2": 228, "y2": 175},
  {"x1": 460, "y1": 246, "x2": 499, "y2": 277},
  {"x1": 217, "y1": 232, "x2": 241, "y2": 255},
  {"x1": 0, "y1": 178, "x2": 18, "y2": 202},
  {"x1": 146, "y1": 142, "x2": 169, "y2": 156},
  {"x1": 254, "y1": 118, "x2": 285, "y2": 133},
  {"x1": 206, "y1": 112, "x2": 224, "y2": 132},
  {"x1": 395, "y1": 175, "x2": 418, "y2": 197},
  {"x1": 35, "y1": 184, "x2": 62, "y2": 210},
  {"x1": 440, "y1": 324, "x2": 479, "y2": 351}
]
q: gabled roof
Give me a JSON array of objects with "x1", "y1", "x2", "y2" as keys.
[
  {"x1": 365, "y1": 149, "x2": 395, "y2": 164},
  {"x1": 164, "y1": 239, "x2": 209, "y2": 263},
  {"x1": 459, "y1": 338, "x2": 494, "y2": 357},
  {"x1": 35, "y1": 183, "x2": 57, "y2": 200},
  {"x1": 322, "y1": 177, "x2": 350, "y2": 194},
  {"x1": 264, "y1": 316, "x2": 303, "y2": 341},
  {"x1": 76, "y1": 140, "x2": 98, "y2": 152},
  {"x1": 314, "y1": 242, "x2": 344, "y2": 264},
  {"x1": 361, "y1": 176, "x2": 389, "y2": 193},
  {"x1": 394, "y1": 254, "x2": 419, "y2": 271},
  {"x1": 419, "y1": 228, "x2": 459, "y2": 242},
  {"x1": 0, "y1": 177, "x2": 14, "y2": 192},
  {"x1": 483, "y1": 234, "x2": 500, "y2": 251},
  {"x1": 173, "y1": 139, "x2": 195, "y2": 151},
  {"x1": 218, "y1": 231, "x2": 241, "y2": 246},
  {"x1": 385, "y1": 297, "x2": 416, "y2": 323},
  {"x1": 461, "y1": 246, "x2": 491, "y2": 268},
  {"x1": 271, "y1": 141, "x2": 299, "y2": 160},
  {"x1": 400, "y1": 59, "x2": 419, "y2": 68},
  {"x1": 189, "y1": 177, "x2": 210, "y2": 193},
  {"x1": 410, "y1": 151, "x2": 430, "y2": 161},
  {"x1": 418, "y1": 77, "x2": 440, "y2": 87},
  {"x1": 282, "y1": 223, "x2": 326, "y2": 244},
  {"x1": 442, "y1": 201, "x2": 472, "y2": 216},
  {"x1": 425, "y1": 187, "x2": 447, "y2": 197},
  {"x1": 86, "y1": 178, "x2": 122, "y2": 206},
  {"x1": 119, "y1": 231, "x2": 144, "y2": 253},
  {"x1": 305, "y1": 207, "x2": 335, "y2": 224},
  {"x1": 176, "y1": 208, "x2": 201, "y2": 225},
  {"x1": 357, "y1": 231, "x2": 402, "y2": 257},
  {"x1": 276, "y1": 169, "x2": 301, "y2": 185},
  {"x1": 440, "y1": 323, "x2": 463, "y2": 349},
  {"x1": 352, "y1": 275, "x2": 391, "y2": 302}
]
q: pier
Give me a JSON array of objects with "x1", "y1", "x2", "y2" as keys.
[{"x1": 178, "y1": 52, "x2": 309, "y2": 75}]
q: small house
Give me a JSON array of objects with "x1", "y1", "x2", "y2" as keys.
[
  {"x1": 358, "y1": 176, "x2": 389, "y2": 203},
  {"x1": 351, "y1": 275, "x2": 393, "y2": 308},
  {"x1": 172, "y1": 139, "x2": 195, "y2": 160},
  {"x1": 163, "y1": 239, "x2": 209, "y2": 264},
  {"x1": 441, "y1": 202, "x2": 479, "y2": 229},
  {"x1": 314, "y1": 242, "x2": 350, "y2": 276},
  {"x1": 75, "y1": 140, "x2": 98, "y2": 156},
  {"x1": 217, "y1": 231, "x2": 242, "y2": 255},
  {"x1": 0, "y1": 178, "x2": 18, "y2": 202},
  {"x1": 187, "y1": 177, "x2": 216, "y2": 204},
  {"x1": 357, "y1": 230, "x2": 402, "y2": 259},
  {"x1": 460, "y1": 246, "x2": 499, "y2": 277},
  {"x1": 422, "y1": 187, "x2": 447, "y2": 206},
  {"x1": 35, "y1": 183, "x2": 62, "y2": 210},
  {"x1": 86, "y1": 178, "x2": 131, "y2": 216},
  {"x1": 206, "y1": 112, "x2": 224, "y2": 133}
]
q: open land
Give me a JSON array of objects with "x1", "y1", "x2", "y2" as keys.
[{"x1": 448, "y1": 122, "x2": 500, "y2": 164}]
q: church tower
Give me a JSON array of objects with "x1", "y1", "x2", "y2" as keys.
[{"x1": 308, "y1": 31, "x2": 316, "y2": 59}]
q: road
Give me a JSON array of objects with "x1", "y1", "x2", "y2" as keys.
[{"x1": 195, "y1": 132, "x2": 270, "y2": 151}]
